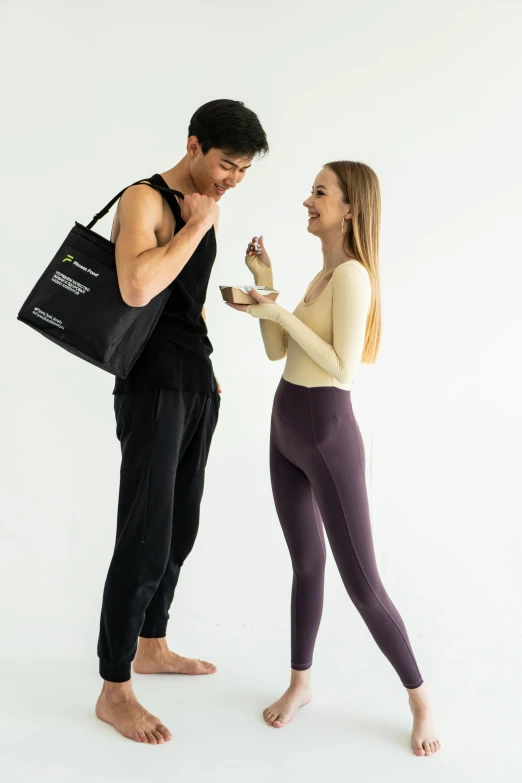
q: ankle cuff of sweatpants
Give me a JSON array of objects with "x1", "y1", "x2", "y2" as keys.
[
  {"x1": 99, "y1": 659, "x2": 131, "y2": 683},
  {"x1": 291, "y1": 662, "x2": 312, "y2": 671},
  {"x1": 403, "y1": 677, "x2": 424, "y2": 689},
  {"x1": 139, "y1": 622, "x2": 168, "y2": 639}
]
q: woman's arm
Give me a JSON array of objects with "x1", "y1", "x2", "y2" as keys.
[
  {"x1": 245, "y1": 251, "x2": 288, "y2": 361},
  {"x1": 246, "y1": 261, "x2": 371, "y2": 384}
]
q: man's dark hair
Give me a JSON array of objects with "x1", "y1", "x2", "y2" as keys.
[{"x1": 188, "y1": 99, "x2": 269, "y2": 160}]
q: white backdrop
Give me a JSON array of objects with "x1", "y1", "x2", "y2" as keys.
[{"x1": 1, "y1": 1, "x2": 521, "y2": 781}]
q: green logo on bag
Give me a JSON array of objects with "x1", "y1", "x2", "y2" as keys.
[{"x1": 62, "y1": 254, "x2": 74, "y2": 263}]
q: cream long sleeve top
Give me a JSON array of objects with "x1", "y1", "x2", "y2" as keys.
[{"x1": 245, "y1": 254, "x2": 372, "y2": 390}]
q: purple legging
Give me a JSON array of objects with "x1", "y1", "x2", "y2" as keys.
[{"x1": 269, "y1": 377, "x2": 423, "y2": 689}]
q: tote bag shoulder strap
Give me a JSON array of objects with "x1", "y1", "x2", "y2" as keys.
[{"x1": 86, "y1": 179, "x2": 185, "y2": 230}]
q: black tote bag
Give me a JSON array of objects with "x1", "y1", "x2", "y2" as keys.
[{"x1": 17, "y1": 179, "x2": 184, "y2": 378}]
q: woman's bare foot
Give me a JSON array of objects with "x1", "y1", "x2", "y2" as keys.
[
  {"x1": 95, "y1": 680, "x2": 172, "y2": 744},
  {"x1": 263, "y1": 669, "x2": 312, "y2": 728},
  {"x1": 407, "y1": 683, "x2": 441, "y2": 756},
  {"x1": 132, "y1": 637, "x2": 216, "y2": 675}
]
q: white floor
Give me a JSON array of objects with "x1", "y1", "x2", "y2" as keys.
[{"x1": 1, "y1": 621, "x2": 519, "y2": 783}]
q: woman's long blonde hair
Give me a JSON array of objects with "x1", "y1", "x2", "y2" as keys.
[{"x1": 324, "y1": 161, "x2": 381, "y2": 363}]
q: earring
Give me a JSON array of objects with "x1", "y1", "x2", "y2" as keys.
[{"x1": 341, "y1": 217, "x2": 346, "y2": 236}]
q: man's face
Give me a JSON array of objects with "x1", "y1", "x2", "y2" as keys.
[{"x1": 189, "y1": 138, "x2": 253, "y2": 200}]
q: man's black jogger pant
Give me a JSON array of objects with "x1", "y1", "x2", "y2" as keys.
[{"x1": 97, "y1": 388, "x2": 221, "y2": 682}]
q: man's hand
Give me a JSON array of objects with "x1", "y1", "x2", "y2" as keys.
[{"x1": 181, "y1": 193, "x2": 219, "y2": 232}]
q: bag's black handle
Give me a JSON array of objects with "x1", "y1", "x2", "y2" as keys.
[{"x1": 86, "y1": 180, "x2": 185, "y2": 231}]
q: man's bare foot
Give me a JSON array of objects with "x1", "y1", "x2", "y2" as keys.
[
  {"x1": 132, "y1": 637, "x2": 216, "y2": 675},
  {"x1": 95, "y1": 680, "x2": 172, "y2": 744},
  {"x1": 407, "y1": 683, "x2": 441, "y2": 756},
  {"x1": 263, "y1": 669, "x2": 312, "y2": 728}
]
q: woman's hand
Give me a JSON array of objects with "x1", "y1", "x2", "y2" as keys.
[
  {"x1": 245, "y1": 235, "x2": 272, "y2": 279},
  {"x1": 226, "y1": 286, "x2": 276, "y2": 313}
]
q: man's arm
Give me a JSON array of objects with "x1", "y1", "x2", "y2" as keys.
[{"x1": 115, "y1": 185, "x2": 213, "y2": 307}]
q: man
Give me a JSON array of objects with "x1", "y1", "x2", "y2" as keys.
[{"x1": 95, "y1": 99, "x2": 269, "y2": 743}]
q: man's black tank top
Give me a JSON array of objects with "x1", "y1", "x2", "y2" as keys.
[{"x1": 113, "y1": 173, "x2": 218, "y2": 394}]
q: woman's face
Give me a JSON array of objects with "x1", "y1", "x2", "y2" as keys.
[{"x1": 303, "y1": 167, "x2": 351, "y2": 236}]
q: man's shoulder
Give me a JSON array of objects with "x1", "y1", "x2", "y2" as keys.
[
  {"x1": 116, "y1": 181, "x2": 166, "y2": 226},
  {"x1": 120, "y1": 180, "x2": 164, "y2": 206}
]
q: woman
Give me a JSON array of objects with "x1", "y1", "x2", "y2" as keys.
[{"x1": 226, "y1": 161, "x2": 441, "y2": 757}]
